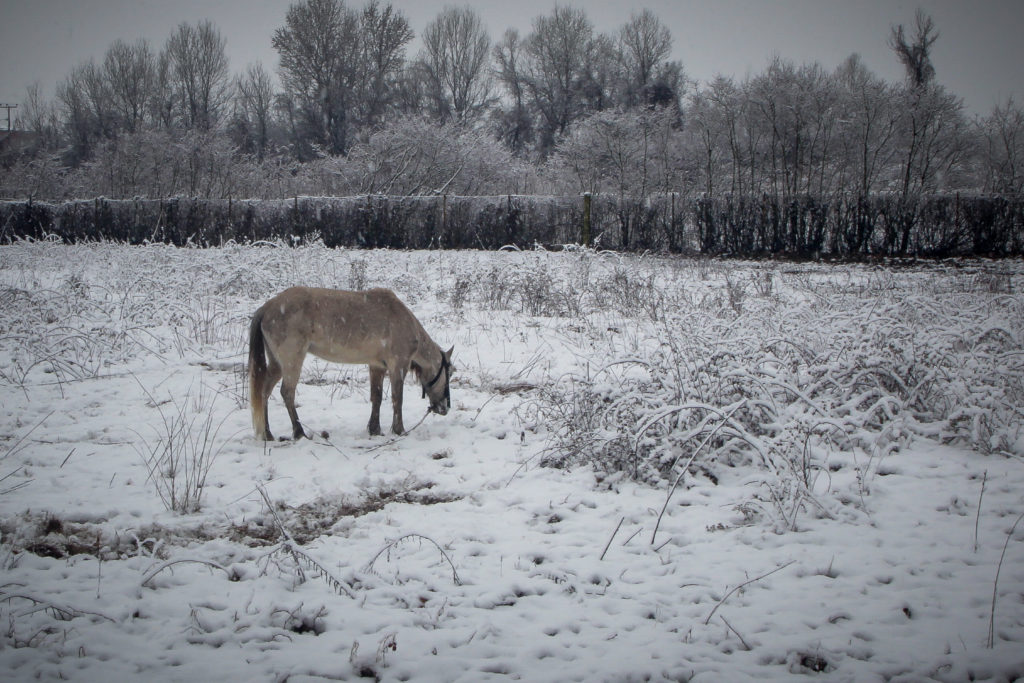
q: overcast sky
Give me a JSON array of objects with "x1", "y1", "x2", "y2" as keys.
[{"x1": 1, "y1": 0, "x2": 1021, "y2": 118}]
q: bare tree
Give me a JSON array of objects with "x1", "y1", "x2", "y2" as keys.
[
  {"x1": 981, "y1": 98, "x2": 1024, "y2": 194},
  {"x1": 57, "y1": 60, "x2": 115, "y2": 163},
  {"x1": 56, "y1": 71, "x2": 89, "y2": 163},
  {"x1": 233, "y1": 62, "x2": 276, "y2": 159},
  {"x1": 688, "y1": 81, "x2": 730, "y2": 195},
  {"x1": 583, "y1": 33, "x2": 620, "y2": 112},
  {"x1": 357, "y1": 1, "x2": 414, "y2": 127},
  {"x1": 522, "y1": 6, "x2": 597, "y2": 151},
  {"x1": 393, "y1": 61, "x2": 429, "y2": 117},
  {"x1": 617, "y1": 9, "x2": 682, "y2": 108},
  {"x1": 163, "y1": 21, "x2": 231, "y2": 130},
  {"x1": 273, "y1": 0, "x2": 361, "y2": 157},
  {"x1": 888, "y1": 11, "x2": 970, "y2": 250},
  {"x1": 419, "y1": 6, "x2": 493, "y2": 123},
  {"x1": 889, "y1": 9, "x2": 938, "y2": 89},
  {"x1": 744, "y1": 59, "x2": 842, "y2": 200},
  {"x1": 341, "y1": 115, "x2": 525, "y2": 195},
  {"x1": 619, "y1": 9, "x2": 670, "y2": 87},
  {"x1": 551, "y1": 107, "x2": 681, "y2": 247},
  {"x1": 834, "y1": 54, "x2": 900, "y2": 197},
  {"x1": 492, "y1": 29, "x2": 533, "y2": 153},
  {"x1": 103, "y1": 39, "x2": 156, "y2": 133},
  {"x1": 152, "y1": 51, "x2": 176, "y2": 129},
  {"x1": 898, "y1": 84, "x2": 969, "y2": 194},
  {"x1": 18, "y1": 82, "x2": 61, "y2": 151}
]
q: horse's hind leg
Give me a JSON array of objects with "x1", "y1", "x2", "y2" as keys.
[
  {"x1": 367, "y1": 365, "x2": 385, "y2": 436},
  {"x1": 260, "y1": 354, "x2": 282, "y2": 441},
  {"x1": 279, "y1": 355, "x2": 307, "y2": 440}
]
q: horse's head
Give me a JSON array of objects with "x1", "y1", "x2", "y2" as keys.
[{"x1": 421, "y1": 345, "x2": 454, "y2": 415}]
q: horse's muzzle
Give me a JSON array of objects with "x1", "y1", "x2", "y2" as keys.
[{"x1": 429, "y1": 403, "x2": 449, "y2": 416}]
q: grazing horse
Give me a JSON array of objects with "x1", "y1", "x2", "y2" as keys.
[{"x1": 248, "y1": 287, "x2": 453, "y2": 441}]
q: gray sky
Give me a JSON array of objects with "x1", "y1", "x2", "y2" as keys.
[{"x1": 1, "y1": 0, "x2": 1021, "y2": 117}]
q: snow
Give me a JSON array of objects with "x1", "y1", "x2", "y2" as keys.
[{"x1": 1, "y1": 240, "x2": 1023, "y2": 682}]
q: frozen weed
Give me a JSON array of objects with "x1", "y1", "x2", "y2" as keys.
[
  {"x1": 271, "y1": 603, "x2": 328, "y2": 636},
  {"x1": 752, "y1": 267, "x2": 775, "y2": 298},
  {"x1": 0, "y1": 411, "x2": 50, "y2": 497},
  {"x1": 516, "y1": 265, "x2": 581, "y2": 317},
  {"x1": 364, "y1": 533, "x2": 462, "y2": 586},
  {"x1": 133, "y1": 380, "x2": 234, "y2": 514},
  {"x1": 448, "y1": 275, "x2": 474, "y2": 311},
  {"x1": 170, "y1": 295, "x2": 242, "y2": 351},
  {"x1": 348, "y1": 257, "x2": 369, "y2": 290},
  {"x1": 596, "y1": 264, "x2": 665, "y2": 322},
  {"x1": 723, "y1": 272, "x2": 747, "y2": 315}
]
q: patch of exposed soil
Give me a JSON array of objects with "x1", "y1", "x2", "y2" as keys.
[
  {"x1": 231, "y1": 480, "x2": 461, "y2": 545},
  {"x1": 3, "y1": 480, "x2": 461, "y2": 559}
]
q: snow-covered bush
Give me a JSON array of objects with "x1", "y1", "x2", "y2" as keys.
[{"x1": 526, "y1": 256, "x2": 1024, "y2": 529}]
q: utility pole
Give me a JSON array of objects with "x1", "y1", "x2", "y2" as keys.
[{"x1": 0, "y1": 103, "x2": 17, "y2": 131}]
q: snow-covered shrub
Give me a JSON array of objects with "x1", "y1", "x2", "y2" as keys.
[{"x1": 530, "y1": 259, "x2": 1024, "y2": 529}]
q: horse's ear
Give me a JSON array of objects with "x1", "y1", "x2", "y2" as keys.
[{"x1": 445, "y1": 345, "x2": 454, "y2": 359}]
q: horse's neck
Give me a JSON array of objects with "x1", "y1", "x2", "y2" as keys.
[{"x1": 412, "y1": 331, "x2": 441, "y2": 371}]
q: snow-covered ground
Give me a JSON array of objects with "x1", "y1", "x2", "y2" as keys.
[{"x1": 1, "y1": 240, "x2": 1022, "y2": 682}]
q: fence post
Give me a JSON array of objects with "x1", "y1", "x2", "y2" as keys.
[
  {"x1": 670, "y1": 192, "x2": 676, "y2": 251},
  {"x1": 955, "y1": 191, "x2": 960, "y2": 251},
  {"x1": 582, "y1": 192, "x2": 592, "y2": 247}
]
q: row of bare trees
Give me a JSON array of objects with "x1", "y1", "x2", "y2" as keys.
[
  {"x1": 25, "y1": 21, "x2": 233, "y2": 165},
  {"x1": 9, "y1": 2, "x2": 684, "y2": 166},
  {"x1": 3, "y1": 3, "x2": 1023, "y2": 207}
]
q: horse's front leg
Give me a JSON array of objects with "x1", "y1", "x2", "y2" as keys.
[
  {"x1": 389, "y1": 368, "x2": 406, "y2": 435},
  {"x1": 368, "y1": 365, "x2": 385, "y2": 436}
]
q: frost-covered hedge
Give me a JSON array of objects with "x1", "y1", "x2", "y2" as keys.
[
  {"x1": 694, "y1": 193, "x2": 1024, "y2": 257},
  {"x1": 1, "y1": 193, "x2": 1021, "y2": 256},
  {"x1": 0, "y1": 196, "x2": 595, "y2": 249}
]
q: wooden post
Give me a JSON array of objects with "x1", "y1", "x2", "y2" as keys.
[
  {"x1": 670, "y1": 192, "x2": 676, "y2": 251},
  {"x1": 582, "y1": 192, "x2": 592, "y2": 247},
  {"x1": 955, "y1": 191, "x2": 960, "y2": 248}
]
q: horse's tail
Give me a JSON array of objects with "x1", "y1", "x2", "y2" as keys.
[{"x1": 248, "y1": 305, "x2": 268, "y2": 440}]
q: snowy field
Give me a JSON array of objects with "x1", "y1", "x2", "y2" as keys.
[{"x1": 1, "y1": 240, "x2": 1023, "y2": 682}]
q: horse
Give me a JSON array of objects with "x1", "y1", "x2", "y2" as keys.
[{"x1": 248, "y1": 286, "x2": 453, "y2": 441}]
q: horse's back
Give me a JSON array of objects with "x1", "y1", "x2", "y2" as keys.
[{"x1": 259, "y1": 286, "x2": 418, "y2": 365}]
